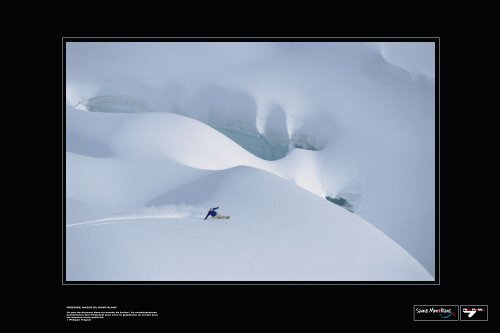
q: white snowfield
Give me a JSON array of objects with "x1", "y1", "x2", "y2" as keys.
[
  {"x1": 67, "y1": 159, "x2": 431, "y2": 281},
  {"x1": 66, "y1": 42, "x2": 435, "y2": 281}
]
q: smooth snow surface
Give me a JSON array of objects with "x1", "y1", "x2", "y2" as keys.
[
  {"x1": 66, "y1": 42, "x2": 436, "y2": 280},
  {"x1": 67, "y1": 166, "x2": 432, "y2": 281}
]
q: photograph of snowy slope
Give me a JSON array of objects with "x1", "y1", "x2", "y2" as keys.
[{"x1": 65, "y1": 40, "x2": 436, "y2": 281}]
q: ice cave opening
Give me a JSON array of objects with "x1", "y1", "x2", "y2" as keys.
[{"x1": 81, "y1": 91, "x2": 325, "y2": 161}]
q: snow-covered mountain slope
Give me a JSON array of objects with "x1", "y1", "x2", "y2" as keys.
[
  {"x1": 66, "y1": 107, "x2": 432, "y2": 280},
  {"x1": 67, "y1": 166, "x2": 432, "y2": 281},
  {"x1": 66, "y1": 42, "x2": 436, "y2": 279}
]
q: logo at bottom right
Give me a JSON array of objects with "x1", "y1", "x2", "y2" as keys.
[{"x1": 460, "y1": 305, "x2": 488, "y2": 321}]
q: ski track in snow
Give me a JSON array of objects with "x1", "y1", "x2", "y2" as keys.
[{"x1": 66, "y1": 204, "x2": 206, "y2": 228}]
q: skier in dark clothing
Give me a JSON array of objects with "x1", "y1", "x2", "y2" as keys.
[{"x1": 204, "y1": 207, "x2": 219, "y2": 220}]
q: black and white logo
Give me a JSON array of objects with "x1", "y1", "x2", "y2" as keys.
[
  {"x1": 460, "y1": 305, "x2": 488, "y2": 321},
  {"x1": 414, "y1": 305, "x2": 459, "y2": 321}
]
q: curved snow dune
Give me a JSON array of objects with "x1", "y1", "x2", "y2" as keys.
[
  {"x1": 67, "y1": 166, "x2": 432, "y2": 281},
  {"x1": 67, "y1": 106, "x2": 329, "y2": 200},
  {"x1": 110, "y1": 110, "x2": 264, "y2": 170},
  {"x1": 111, "y1": 111, "x2": 336, "y2": 198}
]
